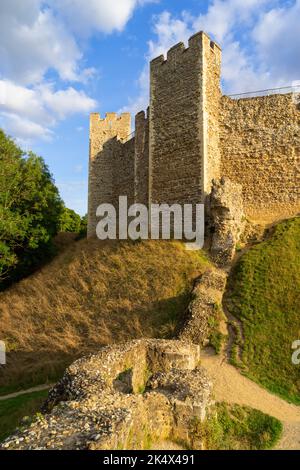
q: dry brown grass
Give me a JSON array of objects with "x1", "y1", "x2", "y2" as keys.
[{"x1": 0, "y1": 239, "x2": 208, "y2": 393}]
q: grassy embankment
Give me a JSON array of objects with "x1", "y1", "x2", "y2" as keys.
[
  {"x1": 0, "y1": 239, "x2": 208, "y2": 395},
  {"x1": 225, "y1": 217, "x2": 300, "y2": 404},
  {"x1": 0, "y1": 390, "x2": 49, "y2": 442},
  {"x1": 201, "y1": 402, "x2": 282, "y2": 450}
]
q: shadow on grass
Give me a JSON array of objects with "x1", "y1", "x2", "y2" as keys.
[{"x1": 0, "y1": 292, "x2": 191, "y2": 396}]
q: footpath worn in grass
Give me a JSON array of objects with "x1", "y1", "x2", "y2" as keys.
[
  {"x1": 0, "y1": 239, "x2": 208, "y2": 394},
  {"x1": 226, "y1": 217, "x2": 300, "y2": 404},
  {"x1": 201, "y1": 403, "x2": 282, "y2": 450},
  {"x1": 0, "y1": 390, "x2": 48, "y2": 442}
]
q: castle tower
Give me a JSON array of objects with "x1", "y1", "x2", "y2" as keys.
[
  {"x1": 88, "y1": 112, "x2": 131, "y2": 238},
  {"x1": 149, "y1": 32, "x2": 222, "y2": 207}
]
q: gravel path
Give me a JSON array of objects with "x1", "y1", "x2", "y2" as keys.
[{"x1": 201, "y1": 348, "x2": 300, "y2": 450}]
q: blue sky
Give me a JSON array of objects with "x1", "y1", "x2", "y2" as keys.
[{"x1": 0, "y1": 0, "x2": 299, "y2": 215}]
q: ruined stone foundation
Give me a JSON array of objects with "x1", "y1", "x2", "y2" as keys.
[{"x1": 1, "y1": 340, "x2": 212, "y2": 451}]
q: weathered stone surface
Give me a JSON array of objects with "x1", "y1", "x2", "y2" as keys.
[
  {"x1": 220, "y1": 94, "x2": 300, "y2": 223},
  {"x1": 150, "y1": 32, "x2": 221, "y2": 207},
  {"x1": 208, "y1": 177, "x2": 245, "y2": 267},
  {"x1": 88, "y1": 113, "x2": 133, "y2": 238},
  {"x1": 1, "y1": 340, "x2": 212, "y2": 451},
  {"x1": 178, "y1": 267, "x2": 227, "y2": 346}
]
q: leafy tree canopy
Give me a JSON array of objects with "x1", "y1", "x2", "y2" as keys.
[
  {"x1": 0, "y1": 129, "x2": 64, "y2": 285},
  {"x1": 59, "y1": 207, "x2": 82, "y2": 233}
]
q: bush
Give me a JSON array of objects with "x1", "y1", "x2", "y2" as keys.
[{"x1": 59, "y1": 207, "x2": 82, "y2": 233}]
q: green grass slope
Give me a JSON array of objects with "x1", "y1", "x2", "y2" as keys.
[
  {"x1": 226, "y1": 217, "x2": 300, "y2": 404},
  {"x1": 201, "y1": 403, "x2": 282, "y2": 450},
  {"x1": 0, "y1": 390, "x2": 48, "y2": 442}
]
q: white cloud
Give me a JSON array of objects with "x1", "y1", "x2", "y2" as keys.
[
  {"x1": 0, "y1": 0, "x2": 156, "y2": 85},
  {"x1": 1, "y1": 112, "x2": 54, "y2": 142},
  {"x1": 0, "y1": 1, "x2": 83, "y2": 85},
  {"x1": 0, "y1": 80, "x2": 97, "y2": 142},
  {"x1": 253, "y1": 0, "x2": 300, "y2": 83},
  {"x1": 40, "y1": 85, "x2": 97, "y2": 119},
  {"x1": 0, "y1": 0, "x2": 155, "y2": 142},
  {"x1": 0, "y1": 80, "x2": 49, "y2": 124},
  {"x1": 119, "y1": 10, "x2": 191, "y2": 115},
  {"x1": 191, "y1": 0, "x2": 270, "y2": 43},
  {"x1": 52, "y1": 0, "x2": 158, "y2": 36}
]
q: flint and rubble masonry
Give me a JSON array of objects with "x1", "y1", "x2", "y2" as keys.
[{"x1": 88, "y1": 32, "x2": 299, "y2": 236}]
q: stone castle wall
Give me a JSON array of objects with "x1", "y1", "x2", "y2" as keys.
[
  {"x1": 135, "y1": 110, "x2": 150, "y2": 207},
  {"x1": 87, "y1": 32, "x2": 299, "y2": 237},
  {"x1": 1, "y1": 340, "x2": 212, "y2": 450},
  {"x1": 111, "y1": 137, "x2": 135, "y2": 209},
  {"x1": 202, "y1": 39, "x2": 222, "y2": 195},
  {"x1": 220, "y1": 94, "x2": 300, "y2": 222}
]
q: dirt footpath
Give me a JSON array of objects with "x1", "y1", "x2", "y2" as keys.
[{"x1": 201, "y1": 348, "x2": 300, "y2": 450}]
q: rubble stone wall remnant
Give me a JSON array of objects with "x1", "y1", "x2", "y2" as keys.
[
  {"x1": 179, "y1": 267, "x2": 227, "y2": 346},
  {"x1": 208, "y1": 177, "x2": 246, "y2": 267},
  {"x1": 1, "y1": 340, "x2": 212, "y2": 451}
]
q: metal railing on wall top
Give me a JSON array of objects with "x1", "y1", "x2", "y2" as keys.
[{"x1": 228, "y1": 85, "x2": 300, "y2": 100}]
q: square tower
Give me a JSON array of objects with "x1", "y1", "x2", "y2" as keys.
[
  {"x1": 88, "y1": 113, "x2": 131, "y2": 237},
  {"x1": 149, "y1": 32, "x2": 222, "y2": 207}
]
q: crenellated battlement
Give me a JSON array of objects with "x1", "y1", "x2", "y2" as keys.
[
  {"x1": 89, "y1": 112, "x2": 131, "y2": 157},
  {"x1": 150, "y1": 32, "x2": 221, "y2": 72},
  {"x1": 166, "y1": 42, "x2": 185, "y2": 61},
  {"x1": 90, "y1": 112, "x2": 131, "y2": 131},
  {"x1": 149, "y1": 30, "x2": 222, "y2": 205}
]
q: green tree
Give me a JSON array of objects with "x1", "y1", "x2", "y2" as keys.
[
  {"x1": 59, "y1": 207, "x2": 82, "y2": 233},
  {"x1": 0, "y1": 129, "x2": 64, "y2": 285}
]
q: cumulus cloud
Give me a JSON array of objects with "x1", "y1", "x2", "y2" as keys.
[
  {"x1": 0, "y1": 112, "x2": 54, "y2": 143},
  {"x1": 122, "y1": 0, "x2": 300, "y2": 113},
  {"x1": 0, "y1": 0, "x2": 155, "y2": 142},
  {"x1": 52, "y1": 0, "x2": 158, "y2": 36},
  {"x1": 0, "y1": 0, "x2": 156, "y2": 85},
  {"x1": 0, "y1": 1, "x2": 84, "y2": 85},
  {"x1": 0, "y1": 80, "x2": 97, "y2": 142}
]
